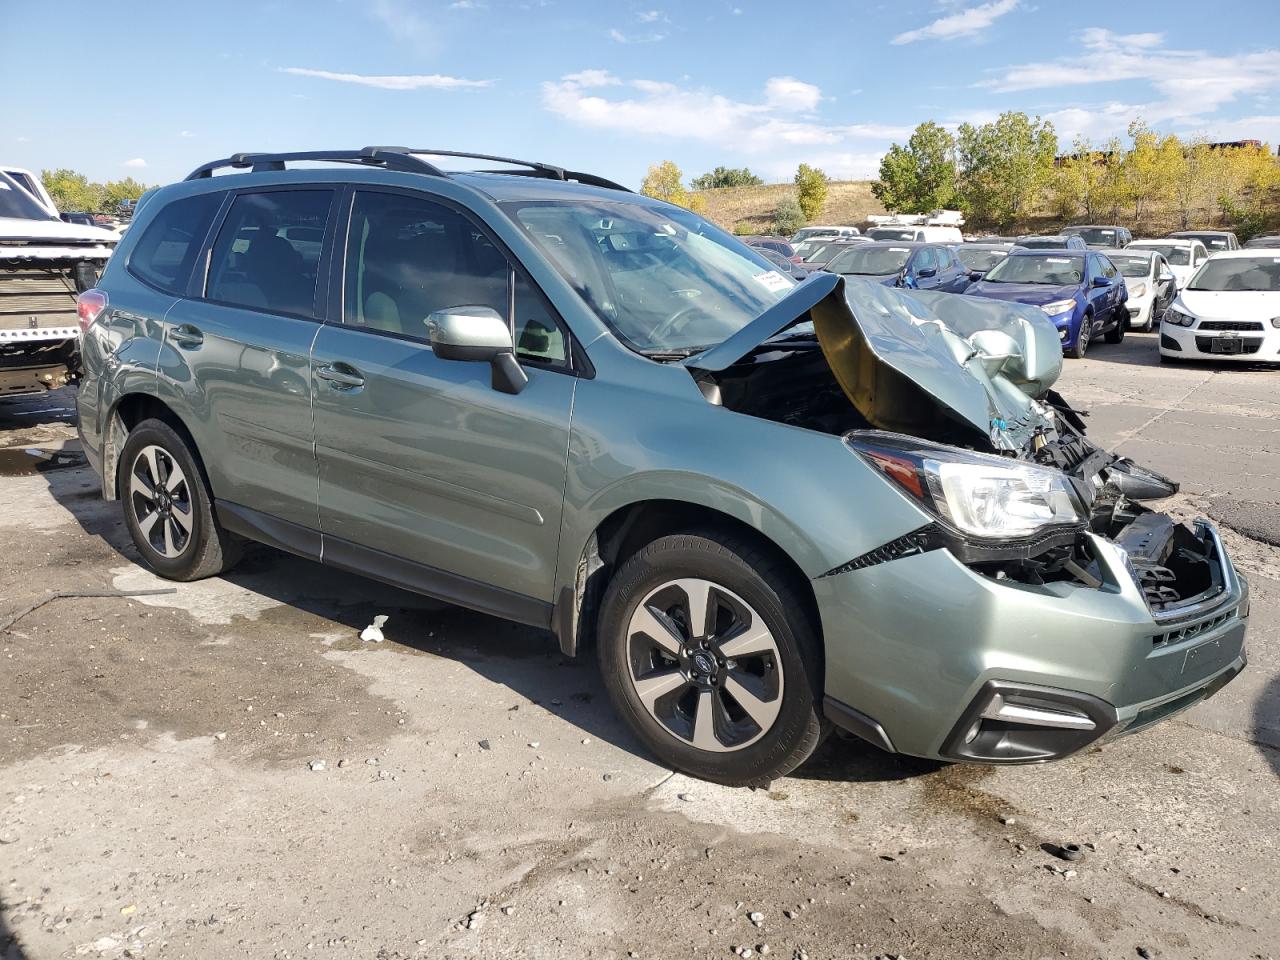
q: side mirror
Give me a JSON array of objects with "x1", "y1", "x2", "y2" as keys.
[
  {"x1": 916, "y1": 267, "x2": 937, "y2": 279},
  {"x1": 1092, "y1": 275, "x2": 1112, "y2": 287},
  {"x1": 427, "y1": 305, "x2": 528, "y2": 395},
  {"x1": 969, "y1": 270, "x2": 983, "y2": 282},
  {"x1": 1160, "y1": 271, "x2": 1174, "y2": 282}
]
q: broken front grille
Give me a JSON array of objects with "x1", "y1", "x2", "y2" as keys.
[
  {"x1": 1152, "y1": 608, "x2": 1236, "y2": 647},
  {"x1": 0, "y1": 269, "x2": 78, "y2": 330}
]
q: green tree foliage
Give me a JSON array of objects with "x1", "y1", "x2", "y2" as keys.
[
  {"x1": 690, "y1": 166, "x2": 764, "y2": 190},
  {"x1": 872, "y1": 121, "x2": 956, "y2": 213},
  {"x1": 793, "y1": 164, "x2": 828, "y2": 221},
  {"x1": 41, "y1": 168, "x2": 103, "y2": 212},
  {"x1": 957, "y1": 112, "x2": 1058, "y2": 227},
  {"x1": 771, "y1": 197, "x2": 806, "y2": 236},
  {"x1": 102, "y1": 177, "x2": 150, "y2": 211},
  {"x1": 640, "y1": 160, "x2": 707, "y2": 213}
]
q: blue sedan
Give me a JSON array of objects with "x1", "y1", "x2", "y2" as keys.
[{"x1": 963, "y1": 249, "x2": 1128, "y2": 358}]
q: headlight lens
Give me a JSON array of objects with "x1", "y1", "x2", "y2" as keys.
[
  {"x1": 848, "y1": 433, "x2": 1084, "y2": 539},
  {"x1": 1129, "y1": 281, "x2": 1147, "y2": 299},
  {"x1": 1165, "y1": 307, "x2": 1195, "y2": 327},
  {"x1": 1041, "y1": 298, "x2": 1076, "y2": 316}
]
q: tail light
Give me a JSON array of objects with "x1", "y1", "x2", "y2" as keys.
[{"x1": 77, "y1": 288, "x2": 109, "y2": 335}]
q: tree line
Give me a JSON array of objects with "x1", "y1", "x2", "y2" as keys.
[
  {"x1": 874, "y1": 112, "x2": 1278, "y2": 234},
  {"x1": 642, "y1": 160, "x2": 829, "y2": 235},
  {"x1": 39, "y1": 169, "x2": 153, "y2": 215}
]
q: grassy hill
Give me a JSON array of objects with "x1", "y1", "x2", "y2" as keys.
[{"x1": 694, "y1": 181, "x2": 886, "y2": 233}]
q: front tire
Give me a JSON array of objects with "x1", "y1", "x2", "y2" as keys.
[
  {"x1": 598, "y1": 532, "x2": 825, "y2": 786},
  {"x1": 118, "y1": 418, "x2": 242, "y2": 581},
  {"x1": 1064, "y1": 315, "x2": 1091, "y2": 359},
  {"x1": 1105, "y1": 309, "x2": 1126, "y2": 343}
]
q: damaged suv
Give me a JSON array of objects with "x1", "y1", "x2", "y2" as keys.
[{"x1": 76, "y1": 149, "x2": 1248, "y2": 785}]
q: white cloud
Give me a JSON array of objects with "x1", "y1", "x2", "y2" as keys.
[
  {"x1": 608, "y1": 27, "x2": 666, "y2": 43},
  {"x1": 450, "y1": 0, "x2": 482, "y2": 7},
  {"x1": 637, "y1": 9, "x2": 665, "y2": 22},
  {"x1": 892, "y1": 0, "x2": 1019, "y2": 45},
  {"x1": 759, "y1": 151, "x2": 886, "y2": 181},
  {"x1": 541, "y1": 72, "x2": 910, "y2": 154},
  {"x1": 16, "y1": 136, "x2": 30, "y2": 143},
  {"x1": 178, "y1": 130, "x2": 195, "y2": 138},
  {"x1": 279, "y1": 67, "x2": 492, "y2": 90},
  {"x1": 981, "y1": 30, "x2": 1280, "y2": 138},
  {"x1": 123, "y1": 158, "x2": 147, "y2": 169},
  {"x1": 764, "y1": 76, "x2": 822, "y2": 112}
]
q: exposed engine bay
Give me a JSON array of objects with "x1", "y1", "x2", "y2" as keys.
[{"x1": 685, "y1": 275, "x2": 1225, "y2": 617}]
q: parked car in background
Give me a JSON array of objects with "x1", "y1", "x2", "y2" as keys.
[
  {"x1": 1102, "y1": 248, "x2": 1177, "y2": 331},
  {"x1": 1160, "y1": 251, "x2": 1280, "y2": 364},
  {"x1": 790, "y1": 225, "x2": 860, "y2": 243},
  {"x1": 1016, "y1": 235, "x2": 1088, "y2": 251},
  {"x1": 1126, "y1": 238, "x2": 1209, "y2": 290},
  {"x1": 793, "y1": 237, "x2": 867, "y2": 271},
  {"x1": 823, "y1": 241, "x2": 970, "y2": 292},
  {"x1": 866, "y1": 224, "x2": 963, "y2": 243},
  {"x1": 1242, "y1": 235, "x2": 1280, "y2": 249},
  {"x1": 964, "y1": 249, "x2": 1127, "y2": 358},
  {"x1": 754, "y1": 245, "x2": 807, "y2": 280},
  {"x1": 59, "y1": 211, "x2": 97, "y2": 227},
  {"x1": 973, "y1": 235, "x2": 1018, "y2": 244},
  {"x1": 1168, "y1": 230, "x2": 1239, "y2": 252},
  {"x1": 1, "y1": 165, "x2": 59, "y2": 217},
  {"x1": 78, "y1": 147, "x2": 1247, "y2": 784},
  {"x1": 744, "y1": 236, "x2": 801, "y2": 265},
  {"x1": 1060, "y1": 224, "x2": 1133, "y2": 248},
  {"x1": 955, "y1": 243, "x2": 1011, "y2": 283},
  {"x1": 1, "y1": 170, "x2": 117, "y2": 396}
]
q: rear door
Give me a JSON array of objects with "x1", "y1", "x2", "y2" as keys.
[
  {"x1": 309, "y1": 188, "x2": 576, "y2": 615},
  {"x1": 157, "y1": 187, "x2": 336, "y2": 532}
]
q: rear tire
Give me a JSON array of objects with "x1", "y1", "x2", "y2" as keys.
[
  {"x1": 598, "y1": 531, "x2": 825, "y2": 787},
  {"x1": 118, "y1": 418, "x2": 242, "y2": 581}
]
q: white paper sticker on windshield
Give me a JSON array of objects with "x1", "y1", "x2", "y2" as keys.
[
  {"x1": 1046, "y1": 257, "x2": 1071, "y2": 263},
  {"x1": 889, "y1": 247, "x2": 910, "y2": 253},
  {"x1": 753, "y1": 270, "x2": 791, "y2": 293}
]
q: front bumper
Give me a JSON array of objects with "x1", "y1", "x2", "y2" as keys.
[
  {"x1": 1124, "y1": 292, "x2": 1153, "y2": 327},
  {"x1": 1159, "y1": 321, "x2": 1280, "y2": 362},
  {"x1": 815, "y1": 521, "x2": 1249, "y2": 762}
]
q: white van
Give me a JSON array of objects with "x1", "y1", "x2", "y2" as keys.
[{"x1": 866, "y1": 224, "x2": 964, "y2": 243}]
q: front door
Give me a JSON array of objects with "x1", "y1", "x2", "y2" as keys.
[{"x1": 310, "y1": 189, "x2": 576, "y2": 615}]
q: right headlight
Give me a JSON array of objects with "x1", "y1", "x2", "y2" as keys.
[
  {"x1": 1165, "y1": 307, "x2": 1196, "y2": 327},
  {"x1": 847, "y1": 433, "x2": 1085, "y2": 540}
]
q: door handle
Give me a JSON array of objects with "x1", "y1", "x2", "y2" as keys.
[
  {"x1": 171, "y1": 323, "x2": 204, "y2": 348},
  {"x1": 315, "y1": 362, "x2": 365, "y2": 389}
]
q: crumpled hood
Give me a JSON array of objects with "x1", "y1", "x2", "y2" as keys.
[
  {"x1": 686, "y1": 273, "x2": 1064, "y2": 453},
  {"x1": 965, "y1": 281, "x2": 1077, "y2": 307}
]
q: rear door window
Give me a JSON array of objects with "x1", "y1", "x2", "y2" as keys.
[
  {"x1": 205, "y1": 190, "x2": 334, "y2": 316},
  {"x1": 128, "y1": 191, "x2": 224, "y2": 295}
]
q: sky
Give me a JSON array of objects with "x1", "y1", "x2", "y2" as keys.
[{"x1": 3, "y1": 0, "x2": 1279, "y2": 190}]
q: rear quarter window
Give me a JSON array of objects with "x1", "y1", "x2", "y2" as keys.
[{"x1": 128, "y1": 192, "x2": 224, "y2": 295}]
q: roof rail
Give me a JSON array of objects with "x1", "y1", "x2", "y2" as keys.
[
  {"x1": 371, "y1": 147, "x2": 632, "y2": 192},
  {"x1": 184, "y1": 149, "x2": 446, "y2": 181},
  {"x1": 184, "y1": 146, "x2": 630, "y2": 192}
]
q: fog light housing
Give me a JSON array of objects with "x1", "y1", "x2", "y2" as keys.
[{"x1": 941, "y1": 681, "x2": 1117, "y2": 763}]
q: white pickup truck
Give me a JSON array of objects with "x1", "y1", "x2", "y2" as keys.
[{"x1": 1, "y1": 168, "x2": 117, "y2": 397}]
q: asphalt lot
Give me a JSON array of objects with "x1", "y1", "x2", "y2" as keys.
[{"x1": 1, "y1": 330, "x2": 1277, "y2": 960}]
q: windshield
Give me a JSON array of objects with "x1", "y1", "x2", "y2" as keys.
[
  {"x1": 505, "y1": 199, "x2": 793, "y2": 355},
  {"x1": 794, "y1": 228, "x2": 837, "y2": 242},
  {"x1": 799, "y1": 241, "x2": 850, "y2": 265},
  {"x1": 0, "y1": 173, "x2": 56, "y2": 222},
  {"x1": 1107, "y1": 255, "x2": 1152, "y2": 279},
  {"x1": 956, "y1": 247, "x2": 1007, "y2": 272},
  {"x1": 982, "y1": 254, "x2": 1083, "y2": 285},
  {"x1": 825, "y1": 245, "x2": 912, "y2": 276},
  {"x1": 1132, "y1": 244, "x2": 1190, "y2": 265},
  {"x1": 1176, "y1": 233, "x2": 1231, "y2": 250},
  {"x1": 1065, "y1": 227, "x2": 1117, "y2": 245},
  {"x1": 867, "y1": 228, "x2": 916, "y2": 241},
  {"x1": 1187, "y1": 257, "x2": 1280, "y2": 292}
]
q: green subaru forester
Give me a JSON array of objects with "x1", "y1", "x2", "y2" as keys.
[{"x1": 76, "y1": 148, "x2": 1247, "y2": 785}]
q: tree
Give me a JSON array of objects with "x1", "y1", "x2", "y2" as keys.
[
  {"x1": 1170, "y1": 139, "x2": 1216, "y2": 229},
  {"x1": 772, "y1": 197, "x2": 805, "y2": 236},
  {"x1": 957, "y1": 111, "x2": 1058, "y2": 227},
  {"x1": 1124, "y1": 120, "x2": 1180, "y2": 223},
  {"x1": 640, "y1": 160, "x2": 703, "y2": 211},
  {"x1": 794, "y1": 164, "x2": 828, "y2": 221},
  {"x1": 872, "y1": 121, "x2": 957, "y2": 214},
  {"x1": 41, "y1": 168, "x2": 103, "y2": 212},
  {"x1": 690, "y1": 166, "x2": 764, "y2": 190},
  {"x1": 101, "y1": 177, "x2": 150, "y2": 211}
]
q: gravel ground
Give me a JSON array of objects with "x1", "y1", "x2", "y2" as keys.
[{"x1": 1, "y1": 331, "x2": 1277, "y2": 959}]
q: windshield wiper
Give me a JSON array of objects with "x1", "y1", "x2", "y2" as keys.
[{"x1": 642, "y1": 346, "x2": 711, "y2": 361}]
